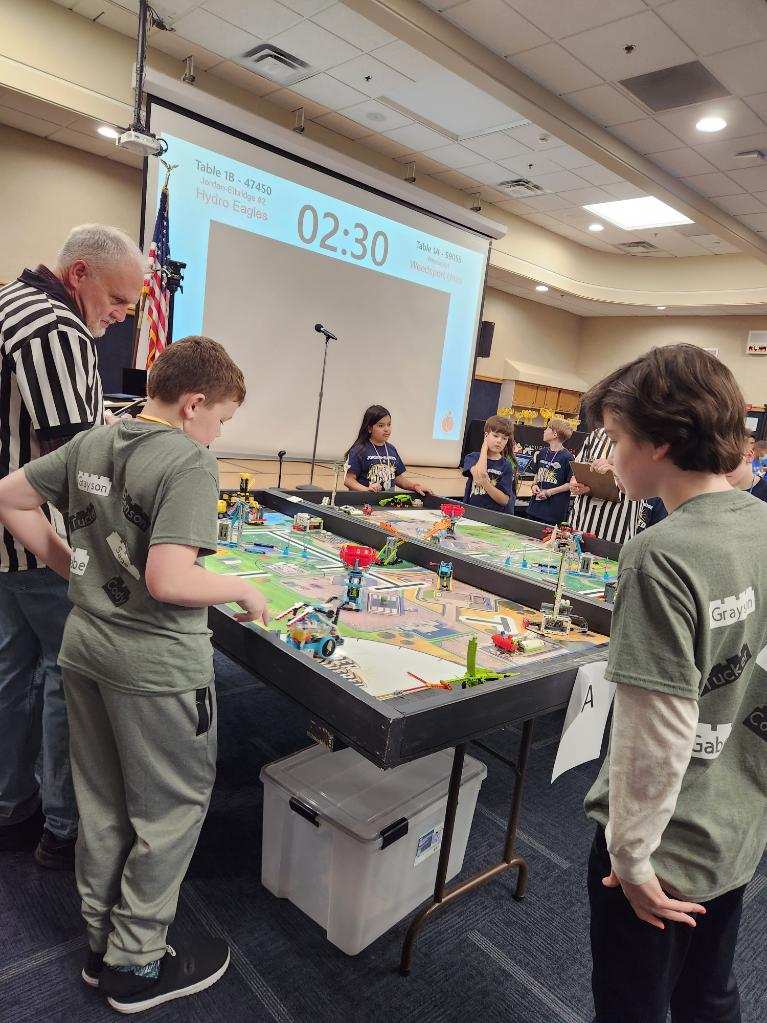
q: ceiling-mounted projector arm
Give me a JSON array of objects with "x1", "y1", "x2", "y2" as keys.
[{"x1": 118, "y1": 1, "x2": 169, "y2": 157}]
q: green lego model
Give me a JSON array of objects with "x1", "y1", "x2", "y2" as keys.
[{"x1": 442, "y1": 636, "x2": 509, "y2": 689}]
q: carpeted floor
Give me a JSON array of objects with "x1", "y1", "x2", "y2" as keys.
[{"x1": 1, "y1": 651, "x2": 765, "y2": 1022}]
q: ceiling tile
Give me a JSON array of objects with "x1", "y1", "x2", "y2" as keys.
[
  {"x1": 149, "y1": 28, "x2": 223, "y2": 70},
  {"x1": 0, "y1": 107, "x2": 61, "y2": 138},
  {"x1": 369, "y1": 41, "x2": 444, "y2": 82},
  {"x1": 656, "y1": 0, "x2": 767, "y2": 57},
  {"x1": 574, "y1": 162, "x2": 624, "y2": 185},
  {"x1": 498, "y1": 153, "x2": 567, "y2": 176},
  {"x1": 280, "y1": 0, "x2": 336, "y2": 14},
  {"x1": 455, "y1": 161, "x2": 507, "y2": 185},
  {"x1": 431, "y1": 168, "x2": 485, "y2": 189},
  {"x1": 557, "y1": 185, "x2": 616, "y2": 204},
  {"x1": 692, "y1": 132, "x2": 767, "y2": 171},
  {"x1": 407, "y1": 154, "x2": 451, "y2": 176},
  {"x1": 652, "y1": 232, "x2": 708, "y2": 256},
  {"x1": 311, "y1": 4, "x2": 396, "y2": 51},
  {"x1": 382, "y1": 122, "x2": 449, "y2": 150},
  {"x1": 728, "y1": 164, "x2": 767, "y2": 190},
  {"x1": 173, "y1": 9, "x2": 261, "y2": 59},
  {"x1": 505, "y1": 0, "x2": 646, "y2": 40},
  {"x1": 292, "y1": 73, "x2": 368, "y2": 109},
  {"x1": 424, "y1": 142, "x2": 484, "y2": 168},
  {"x1": 561, "y1": 12, "x2": 695, "y2": 82},
  {"x1": 610, "y1": 118, "x2": 681, "y2": 153},
  {"x1": 265, "y1": 89, "x2": 327, "y2": 118},
  {"x1": 517, "y1": 193, "x2": 575, "y2": 212},
  {"x1": 446, "y1": 0, "x2": 547, "y2": 57},
  {"x1": 360, "y1": 133, "x2": 414, "y2": 158},
  {"x1": 740, "y1": 211, "x2": 767, "y2": 230},
  {"x1": 681, "y1": 171, "x2": 745, "y2": 196},
  {"x1": 208, "y1": 61, "x2": 281, "y2": 93},
  {"x1": 648, "y1": 147, "x2": 716, "y2": 176},
  {"x1": 339, "y1": 99, "x2": 412, "y2": 131},
  {"x1": 656, "y1": 97, "x2": 766, "y2": 145},
  {"x1": 461, "y1": 131, "x2": 532, "y2": 160},
  {"x1": 527, "y1": 169, "x2": 593, "y2": 193},
  {"x1": 268, "y1": 20, "x2": 361, "y2": 69},
  {"x1": 329, "y1": 53, "x2": 413, "y2": 97},
  {"x1": 202, "y1": 0, "x2": 300, "y2": 36},
  {"x1": 713, "y1": 193, "x2": 767, "y2": 215},
  {"x1": 565, "y1": 83, "x2": 646, "y2": 126},
  {"x1": 496, "y1": 197, "x2": 535, "y2": 213},
  {"x1": 509, "y1": 42, "x2": 601, "y2": 94},
  {"x1": 310, "y1": 110, "x2": 373, "y2": 140},
  {"x1": 543, "y1": 144, "x2": 595, "y2": 169},
  {"x1": 746, "y1": 93, "x2": 767, "y2": 120},
  {"x1": 705, "y1": 40, "x2": 767, "y2": 98},
  {"x1": 601, "y1": 180, "x2": 647, "y2": 198},
  {"x1": 505, "y1": 122, "x2": 565, "y2": 150},
  {"x1": 143, "y1": 1, "x2": 197, "y2": 18}
]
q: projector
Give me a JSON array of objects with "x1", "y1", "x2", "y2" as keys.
[{"x1": 117, "y1": 129, "x2": 165, "y2": 157}]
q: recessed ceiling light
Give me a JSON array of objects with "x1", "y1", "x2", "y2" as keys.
[
  {"x1": 97, "y1": 125, "x2": 120, "y2": 139},
  {"x1": 695, "y1": 116, "x2": 726, "y2": 133},
  {"x1": 588, "y1": 223, "x2": 604, "y2": 232},
  {"x1": 656, "y1": 306, "x2": 667, "y2": 310},
  {"x1": 583, "y1": 196, "x2": 693, "y2": 230},
  {"x1": 535, "y1": 284, "x2": 549, "y2": 292}
]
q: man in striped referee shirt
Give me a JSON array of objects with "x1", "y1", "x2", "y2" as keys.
[
  {"x1": 569, "y1": 425, "x2": 642, "y2": 544},
  {"x1": 0, "y1": 224, "x2": 143, "y2": 868}
]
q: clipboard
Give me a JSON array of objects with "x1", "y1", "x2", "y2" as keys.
[{"x1": 571, "y1": 461, "x2": 621, "y2": 502}]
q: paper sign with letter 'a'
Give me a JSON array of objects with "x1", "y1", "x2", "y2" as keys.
[{"x1": 551, "y1": 661, "x2": 614, "y2": 783}]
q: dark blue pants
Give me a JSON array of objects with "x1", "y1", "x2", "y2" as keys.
[{"x1": 589, "y1": 826, "x2": 744, "y2": 1023}]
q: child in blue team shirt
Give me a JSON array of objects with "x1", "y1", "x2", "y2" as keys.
[
  {"x1": 462, "y1": 415, "x2": 516, "y2": 513},
  {"x1": 527, "y1": 418, "x2": 575, "y2": 525},
  {"x1": 344, "y1": 405, "x2": 433, "y2": 495}
]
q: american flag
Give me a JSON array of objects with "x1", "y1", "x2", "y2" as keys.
[{"x1": 144, "y1": 180, "x2": 170, "y2": 370}]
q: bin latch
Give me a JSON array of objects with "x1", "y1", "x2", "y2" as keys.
[
  {"x1": 289, "y1": 797, "x2": 320, "y2": 827},
  {"x1": 380, "y1": 817, "x2": 408, "y2": 849}
]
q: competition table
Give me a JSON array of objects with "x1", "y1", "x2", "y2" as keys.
[{"x1": 207, "y1": 490, "x2": 611, "y2": 974}]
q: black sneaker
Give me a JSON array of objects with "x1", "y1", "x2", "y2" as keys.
[
  {"x1": 82, "y1": 949, "x2": 105, "y2": 988},
  {"x1": 0, "y1": 806, "x2": 44, "y2": 852},
  {"x1": 34, "y1": 828, "x2": 76, "y2": 870},
  {"x1": 101, "y1": 939, "x2": 230, "y2": 1014}
]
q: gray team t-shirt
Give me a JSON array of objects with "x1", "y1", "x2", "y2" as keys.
[
  {"x1": 25, "y1": 419, "x2": 219, "y2": 695},
  {"x1": 585, "y1": 489, "x2": 767, "y2": 901}
]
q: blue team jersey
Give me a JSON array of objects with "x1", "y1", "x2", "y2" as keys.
[
  {"x1": 636, "y1": 496, "x2": 669, "y2": 532},
  {"x1": 526, "y1": 446, "x2": 573, "y2": 525},
  {"x1": 749, "y1": 474, "x2": 767, "y2": 504},
  {"x1": 462, "y1": 452, "x2": 515, "y2": 512},
  {"x1": 347, "y1": 441, "x2": 406, "y2": 489}
]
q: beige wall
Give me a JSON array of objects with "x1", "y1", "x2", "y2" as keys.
[
  {"x1": 0, "y1": 124, "x2": 141, "y2": 282},
  {"x1": 476, "y1": 288, "x2": 581, "y2": 380},
  {"x1": 578, "y1": 316, "x2": 767, "y2": 405}
]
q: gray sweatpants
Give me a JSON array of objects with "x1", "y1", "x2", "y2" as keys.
[{"x1": 62, "y1": 668, "x2": 217, "y2": 966}]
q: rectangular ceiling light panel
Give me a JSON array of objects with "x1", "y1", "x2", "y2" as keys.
[{"x1": 583, "y1": 195, "x2": 693, "y2": 230}]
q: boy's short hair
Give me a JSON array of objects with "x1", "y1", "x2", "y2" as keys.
[
  {"x1": 581, "y1": 344, "x2": 745, "y2": 474},
  {"x1": 485, "y1": 415, "x2": 514, "y2": 437},
  {"x1": 547, "y1": 417, "x2": 573, "y2": 441},
  {"x1": 147, "y1": 336, "x2": 246, "y2": 405}
]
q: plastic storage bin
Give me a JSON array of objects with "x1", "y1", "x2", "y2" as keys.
[{"x1": 260, "y1": 744, "x2": 487, "y2": 955}]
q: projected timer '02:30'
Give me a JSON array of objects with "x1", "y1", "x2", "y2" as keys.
[{"x1": 296, "y1": 203, "x2": 390, "y2": 266}]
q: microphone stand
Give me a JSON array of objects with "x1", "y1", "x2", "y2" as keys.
[
  {"x1": 277, "y1": 450, "x2": 286, "y2": 489},
  {"x1": 297, "y1": 328, "x2": 335, "y2": 491}
]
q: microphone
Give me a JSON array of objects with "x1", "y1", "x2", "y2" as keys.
[
  {"x1": 277, "y1": 450, "x2": 286, "y2": 459},
  {"x1": 315, "y1": 323, "x2": 337, "y2": 341},
  {"x1": 277, "y1": 450, "x2": 286, "y2": 489}
]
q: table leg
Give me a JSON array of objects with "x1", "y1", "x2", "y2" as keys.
[{"x1": 399, "y1": 721, "x2": 535, "y2": 976}]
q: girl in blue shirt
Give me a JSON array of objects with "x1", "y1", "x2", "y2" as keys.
[{"x1": 344, "y1": 405, "x2": 433, "y2": 495}]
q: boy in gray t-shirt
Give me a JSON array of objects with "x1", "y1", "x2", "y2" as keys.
[
  {"x1": 0, "y1": 336, "x2": 267, "y2": 1014},
  {"x1": 581, "y1": 344, "x2": 766, "y2": 1023}
]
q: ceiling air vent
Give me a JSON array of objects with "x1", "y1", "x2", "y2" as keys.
[
  {"x1": 239, "y1": 43, "x2": 313, "y2": 86},
  {"x1": 618, "y1": 240, "x2": 660, "y2": 253},
  {"x1": 619, "y1": 61, "x2": 729, "y2": 113},
  {"x1": 498, "y1": 178, "x2": 544, "y2": 193}
]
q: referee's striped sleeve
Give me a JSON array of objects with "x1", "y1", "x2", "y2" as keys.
[{"x1": 10, "y1": 324, "x2": 101, "y2": 438}]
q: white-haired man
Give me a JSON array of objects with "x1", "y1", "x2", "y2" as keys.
[{"x1": 0, "y1": 224, "x2": 144, "y2": 869}]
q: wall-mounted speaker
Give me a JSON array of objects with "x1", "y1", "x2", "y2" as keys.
[{"x1": 477, "y1": 320, "x2": 494, "y2": 358}]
